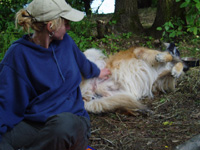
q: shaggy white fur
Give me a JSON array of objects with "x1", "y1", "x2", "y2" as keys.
[{"x1": 80, "y1": 47, "x2": 184, "y2": 114}]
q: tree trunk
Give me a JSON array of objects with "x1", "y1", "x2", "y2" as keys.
[
  {"x1": 137, "y1": 0, "x2": 152, "y2": 8},
  {"x1": 83, "y1": 0, "x2": 92, "y2": 16},
  {"x1": 147, "y1": 0, "x2": 186, "y2": 38},
  {"x1": 110, "y1": 0, "x2": 144, "y2": 34},
  {"x1": 109, "y1": 0, "x2": 186, "y2": 38}
]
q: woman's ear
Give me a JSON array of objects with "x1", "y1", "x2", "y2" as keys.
[{"x1": 47, "y1": 22, "x2": 53, "y2": 32}]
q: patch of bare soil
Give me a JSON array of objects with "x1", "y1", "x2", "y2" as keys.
[
  {"x1": 138, "y1": 7, "x2": 157, "y2": 28},
  {"x1": 88, "y1": 66, "x2": 200, "y2": 150},
  {"x1": 87, "y1": 8, "x2": 200, "y2": 150}
]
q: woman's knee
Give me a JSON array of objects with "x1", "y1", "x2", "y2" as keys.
[
  {"x1": 45, "y1": 112, "x2": 89, "y2": 140},
  {"x1": 23, "y1": 113, "x2": 91, "y2": 150}
]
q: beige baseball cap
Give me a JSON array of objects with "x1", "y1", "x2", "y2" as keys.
[{"x1": 26, "y1": 0, "x2": 84, "y2": 22}]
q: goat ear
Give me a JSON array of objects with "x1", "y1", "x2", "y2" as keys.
[{"x1": 163, "y1": 42, "x2": 170, "y2": 48}]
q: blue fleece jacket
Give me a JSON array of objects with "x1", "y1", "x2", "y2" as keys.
[{"x1": 0, "y1": 33, "x2": 100, "y2": 141}]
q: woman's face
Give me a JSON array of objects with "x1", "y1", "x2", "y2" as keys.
[{"x1": 53, "y1": 19, "x2": 70, "y2": 40}]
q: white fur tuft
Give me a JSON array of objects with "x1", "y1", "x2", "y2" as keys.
[{"x1": 81, "y1": 47, "x2": 182, "y2": 114}]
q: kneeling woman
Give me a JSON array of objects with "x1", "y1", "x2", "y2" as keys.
[{"x1": 0, "y1": 0, "x2": 110, "y2": 150}]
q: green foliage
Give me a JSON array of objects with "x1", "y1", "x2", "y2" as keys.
[
  {"x1": 98, "y1": 32, "x2": 135, "y2": 54},
  {"x1": 67, "y1": 18, "x2": 98, "y2": 51},
  {"x1": 137, "y1": 36, "x2": 156, "y2": 49},
  {"x1": 177, "y1": 0, "x2": 200, "y2": 35},
  {"x1": 0, "y1": 1, "x2": 28, "y2": 61},
  {"x1": 67, "y1": 18, "x2": 133, "y2": 53},
  {"x1": 108, "y1": 20, "x2": 117, "y2": 25},
  {"x1": 178, "y1": 34, "x2": 200, "y2": 57},
  {"x1": 122, "y1": 32, "x2": 132, "y2": 39},
  {"x1": 163, "y1": 121, "x2": 173, "y2": 126},
  {"x1": 158, "y1": 0, "x2": 200, "y2": 42},
  {"x1": 143, "y1": 36, "x2": 154, "y2": 48},
  {"x1": 157, "y1": 17, "x2": 186, "y2": 42},
  {"x1": 0, "y1": 0, "x2": 29, "y2": 31},
  {"x1": 0, "y1": 22, "x2": 25, "y2": 61},
  {"x1": 160, "y1": 98, "x2": 166, "y2": 103},
  {"x1": 65, "y1": 0, "x2": 85, "y2": 12},
  {"x1": 102, "y1": 33, "x2": 121, "y2": 53}
]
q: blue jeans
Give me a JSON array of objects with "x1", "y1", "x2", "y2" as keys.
[{"x1": 0, "y1": 112, "x2": 91, "y2": 150}]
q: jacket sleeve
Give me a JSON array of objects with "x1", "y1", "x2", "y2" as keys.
[
  {"x1": 72, "y1": 43, "x2": 100, "y2": 79},
  {"x1": 0, "y1": 64, "x2": 30, "y2": 141}
]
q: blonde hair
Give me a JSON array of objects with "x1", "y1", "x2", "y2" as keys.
[{"x1": 15, "y1": 9, "x2": 65, "y2": 33}]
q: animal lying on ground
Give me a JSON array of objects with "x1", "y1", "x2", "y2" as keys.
[{"x1": 80, "y1": 43, "x2": 188, "y2": 114}]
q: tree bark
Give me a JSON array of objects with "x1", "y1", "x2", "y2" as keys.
[
  {"x1": 108, "y1": 0, "x2": 186, "y2": 38},
  {"x1": 137, "y1": 0, "x2": 152, "y2": 8},
  {"x1": 111, "y1": 0, "x2": 144, "y2": 34},
  {"x1": 83, "y1": 0, "x2": 92, "y2": 16},
  {"x1": 148, "y1": 0, "x2": 186, "y2": 37}
]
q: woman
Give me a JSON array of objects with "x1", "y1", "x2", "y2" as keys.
[{"x1": 0, "y1": 0, "x2": 110, "y2": 150}]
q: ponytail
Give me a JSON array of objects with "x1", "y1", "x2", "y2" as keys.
[
  {"x1": 15, "y1": 9, "x2": 65, "y2": 33},
  {"x1": 15, "y1": 9, "x2": 33, "y2": 32},
  {"x1": 15, "y1": 9, "x2": 46, "y2": 32}
]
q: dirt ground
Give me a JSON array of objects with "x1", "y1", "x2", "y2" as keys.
[
  {"x1": 88, "y1": 66, "x2": 200, "y2": 150},
  {"x1": 87, "y1": 8, "x2": 200, "y2": 150}
]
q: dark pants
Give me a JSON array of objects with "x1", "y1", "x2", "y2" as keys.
[{"x1": 0, "y1": 112, "x2": 91, "y2": 150}]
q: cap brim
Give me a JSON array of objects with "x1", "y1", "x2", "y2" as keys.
[{"x1": 61, "y1": 8, "x2": 84, "y2": 22}]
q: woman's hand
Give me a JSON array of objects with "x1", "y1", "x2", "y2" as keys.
[{"x1": 98, "y1": 68, "x2": 111, "y2": 79}]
